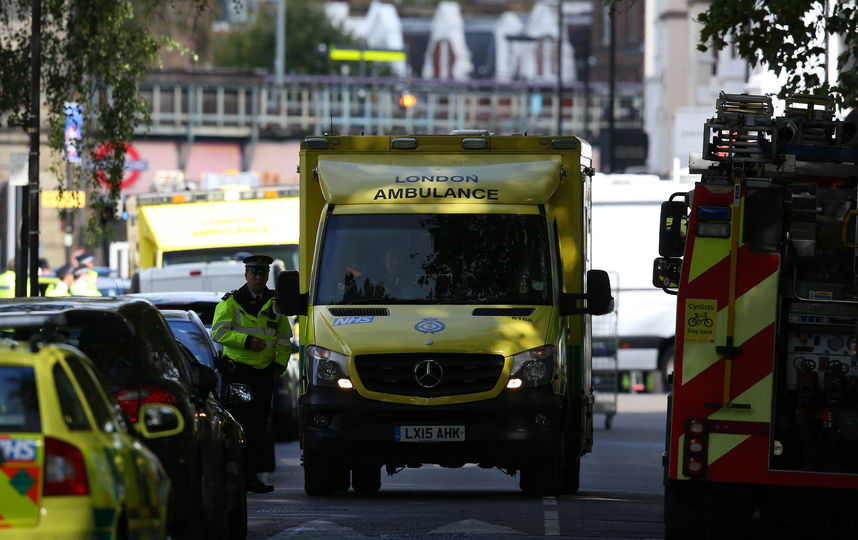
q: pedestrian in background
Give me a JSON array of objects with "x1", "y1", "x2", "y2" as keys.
[
  {"x1": 45, "y1": 265, "x2": 74, "y2": 296},
  {"x1": 70, "y1": 266, "x2": 100, "y2": 296},
  {"x1": 212, "y1": 255, "x2": 292, "y2": 493},
  {"x1": 75, "y1": 251, "x2": 100, "y2": 293}
]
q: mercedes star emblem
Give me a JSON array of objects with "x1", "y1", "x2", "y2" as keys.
[{"x1": 413, "y1": 359, "x2": 444, "y2": 389}]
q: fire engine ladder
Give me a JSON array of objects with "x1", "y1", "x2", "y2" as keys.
[{"x1": 704, "y1": 93, "x2": 778, "y2": 408}]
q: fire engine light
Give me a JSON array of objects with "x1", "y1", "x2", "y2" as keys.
[
  {"x1": 687, "y1": 438, "x2": 705, "y2": 454},
  {"x1": 337, "y1": 378, "x2": 353, "y2": 389},
  {"x1": 685, "y1": 458, "x2": 705, "y2": 475},
  {"x1": 697, "y1": 206, "x2": 730, "y2": 221},
  {"x1": 773, "y1": 440, "x2": 784, "y2": 456},
  {"x1": 507, "y1": 378, "x2": 523, "y2": 389},
  {"x1": 697, "y1": 222, "x2": 731, "y2": 238},
  {"x1": 688, "y1": 418, "x2": 706, "y2": 435}
]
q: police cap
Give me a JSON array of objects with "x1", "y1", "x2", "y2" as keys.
[
  {"x1": 75, "y1": 252, "x2": 95, "y2": 266},
  {"x1": 243, "y1": 255, "x2": 273, "y2": 272},
  {"x1": 56, "y1": 264, "x2": 74, "y2": 279}
]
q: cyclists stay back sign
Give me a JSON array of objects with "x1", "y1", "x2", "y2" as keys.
[{"x1": 685, "y1": 299, "x2": 716, "y2": 344}]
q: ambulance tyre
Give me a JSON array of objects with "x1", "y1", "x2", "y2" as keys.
[
  {"x1": 519, "y1": 448, "x2": 563, "y2": 496},
  {"x1": 351, "y1": 465, "x2": 381, "y2": 493},
  {"x1": 331, "y1": 464, "x2": 351, "y2": 492},
  {"x1": 303, "y1": 458, "x2": 332, "y2": 495},
  {"x1": 562, "y1": 456, "x2": 580, "y2": 494}
]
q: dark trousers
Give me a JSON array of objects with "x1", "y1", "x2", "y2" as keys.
[{"x1": 221, "y1": 361, "x2": 275, "y2": 477}]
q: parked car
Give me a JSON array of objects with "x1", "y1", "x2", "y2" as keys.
[
  {"x1": 0, "y1": 338, "x2": 171, "y2": 538},
  {"x1": 131, "y1": 291, "x2": 300, "y2": 442},
  {"x1": 160, "y1": 308, "x2": 223, "y2": 372},
  {"x1": 0, "y1": 297, "x2": 246, "y2": 539}
]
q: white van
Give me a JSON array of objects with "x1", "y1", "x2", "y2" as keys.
[
  {"x1": 132, "y1": 260, "x2": 280, "y2": 294},
  {"x1": 591, "y1": 173, "x2": 696, "y2": 391}
]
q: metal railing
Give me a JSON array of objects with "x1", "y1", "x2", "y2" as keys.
[{"x1": 138, "y1": 75, "x2": 644, "y2": 139}]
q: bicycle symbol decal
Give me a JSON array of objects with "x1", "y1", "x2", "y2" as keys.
[
  {"x1": 687, "y1": 312, "x2": 713, "y2": 328},
  {"x1": 685, "y1": 299, "x2": 716, "y2": 343}
]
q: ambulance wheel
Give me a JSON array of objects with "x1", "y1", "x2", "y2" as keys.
[
  {"x1": 331, "y1": 464, "x2": 351, "y2": 492},
  {"x1": 303, "y1": 458, "x2": 332, "y2": 495},
  {"x1": 562, "y1": 456, "x2": 580, "y2": 494},
  {"x1": 519, "y1": 450, "x2": 562, "y2": 496},
  {"x1": 351, "y1": 465, "x2": 381, "y2": 493}
]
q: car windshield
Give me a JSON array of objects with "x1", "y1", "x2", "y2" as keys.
[
  {"x1": 315, "y1": 213, "x2": 553, "y2": 305},
  {"x1": 165, "y1": 318, "x2": 216, "y2": 370}
]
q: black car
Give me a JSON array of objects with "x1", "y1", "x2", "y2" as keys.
[
  {"x1": 160, "y1": 308, "x2": 223, "y2": 372},
  {"x1": 131, "y1": 291, "x2": 300, "y2": 442},
  {"x1": 0, "y1": 297, "x2": 246, "y2": 540}
]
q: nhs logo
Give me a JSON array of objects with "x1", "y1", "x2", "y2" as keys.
[
  {"x1": 333, "y1": 316, "x2": 374, "y2": 326},
  {"x1": 0, "y1": 437, "x2": 38, "y2": 462}
]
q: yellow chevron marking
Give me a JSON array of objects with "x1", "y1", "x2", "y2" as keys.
[
  {"x1": 677, "y1": 376, "x2": 773, "y2": 480},
  {"x1": 710, "y1": 374, "x2": 773, "y2": 424},
  {"x1": 707, "y1": 375, "x2": 773, "y2": 465},
  {"x1": 734, "y1": 272, "x2": 778, "y2": 345},
  {"x1": 681, "y1": 273, "x2": 778, "y2": 386},
  {"x1": 687, "y1": 236, "x2": 730, "y2": 284}
]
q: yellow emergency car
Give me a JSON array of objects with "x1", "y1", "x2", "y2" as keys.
[{"x1": 0, "y1": 339, "x2": 176, "y2": 538}]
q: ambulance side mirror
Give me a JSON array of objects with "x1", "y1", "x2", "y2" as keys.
[
  {"x1": 659, "y1": 198, "x2": 688, "y2": 257},
  {"x1": 585, "y1": 269, "x2": 614, "y2": 315},
  {"x1": 276, "y1": 271, "x2": 307, "y2": 316},
  {"x1": 652, "y1": 257, "x2": 681, "y2": 293},
  {"x1": 559, "y1": 269, "x2": 614, "y2": 316}
]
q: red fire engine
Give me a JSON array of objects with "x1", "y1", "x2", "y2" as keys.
[{"x1": 654, "y1": 93, "x2": 858, "y2": 538}]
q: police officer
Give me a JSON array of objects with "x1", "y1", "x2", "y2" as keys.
[
  {"x1": 212, "y1": 255, "x2": 292, "y2": 493},
  {"x1": 75, "y1": 252, "x2": 101, "y2": 295},
  {"x1": 45, "y1": 264, "x2": 74, "y2": 296}
]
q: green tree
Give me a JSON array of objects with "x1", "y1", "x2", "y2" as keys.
[
  {"x1": 0, "y1": 0, "x2": 205, "y2": 242},
  {"x1": 697, "y1": 1, "x2": 858, "y2": 107},
  {"x1": 213, "y1": 0, "x2": 361, "y2": 75}
]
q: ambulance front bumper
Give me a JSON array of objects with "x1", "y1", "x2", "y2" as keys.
[{"x1": 300, "y1": 386, "x2": 563, "y2": 467}]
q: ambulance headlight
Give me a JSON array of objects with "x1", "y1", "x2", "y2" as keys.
[
  {"x1": 509, "y1": 346, "x2": 556, "y2": 388},
  {"x1": 308, "y1": 346, "x2": 350, "y2": 388}
]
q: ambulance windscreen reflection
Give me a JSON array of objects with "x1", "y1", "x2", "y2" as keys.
[{"x1": 314, "y1": 213, "x2": 553, "y2": 305}]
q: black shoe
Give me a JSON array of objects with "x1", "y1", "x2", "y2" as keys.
[{"x1": 246, "y1": 475, "x2": 274, "y2": 493}]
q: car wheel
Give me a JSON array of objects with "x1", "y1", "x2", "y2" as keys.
[{"x1": 228, "y1": 483, "x2": 248, "y2": 539}]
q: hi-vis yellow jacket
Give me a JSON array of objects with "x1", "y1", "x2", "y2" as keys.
[{"x1": 212, "y1": 289, "x2": 292, "y2": 370}]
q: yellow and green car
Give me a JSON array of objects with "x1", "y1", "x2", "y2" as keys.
[{"x1": 0, "y1": 340, "x2": 175, "y2": 538}]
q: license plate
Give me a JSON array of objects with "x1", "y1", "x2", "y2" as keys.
[{"x1": 394, "y1": 425, "x2": 465, "y2": 442}]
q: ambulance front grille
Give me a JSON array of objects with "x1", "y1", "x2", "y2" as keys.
[{"x1": 355, "y1": 353, "x2": 505, "y2": 397}]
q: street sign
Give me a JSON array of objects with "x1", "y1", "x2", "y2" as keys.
[
  {"x1": 10, "y1": 152, "x2": 28, "y2": 186},
  {"x1": 63, "y1": 102, "x2": 82, "y2": 163},
  {"x1": 93, "y1": 142, "x2": 148, "y2": 190}
]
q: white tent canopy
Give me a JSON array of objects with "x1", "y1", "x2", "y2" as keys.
[{"x1": 422, "y1": 2, "x2": 473, "y2": 80}]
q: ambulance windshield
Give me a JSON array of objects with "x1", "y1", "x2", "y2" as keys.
[{"x1": 315, "y1": 213, "x2": 552, "y2": 305}]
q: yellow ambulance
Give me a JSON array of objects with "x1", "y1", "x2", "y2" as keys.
[{"x1": 276, "y1": 133, "x2": 613, "y2": 495}]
